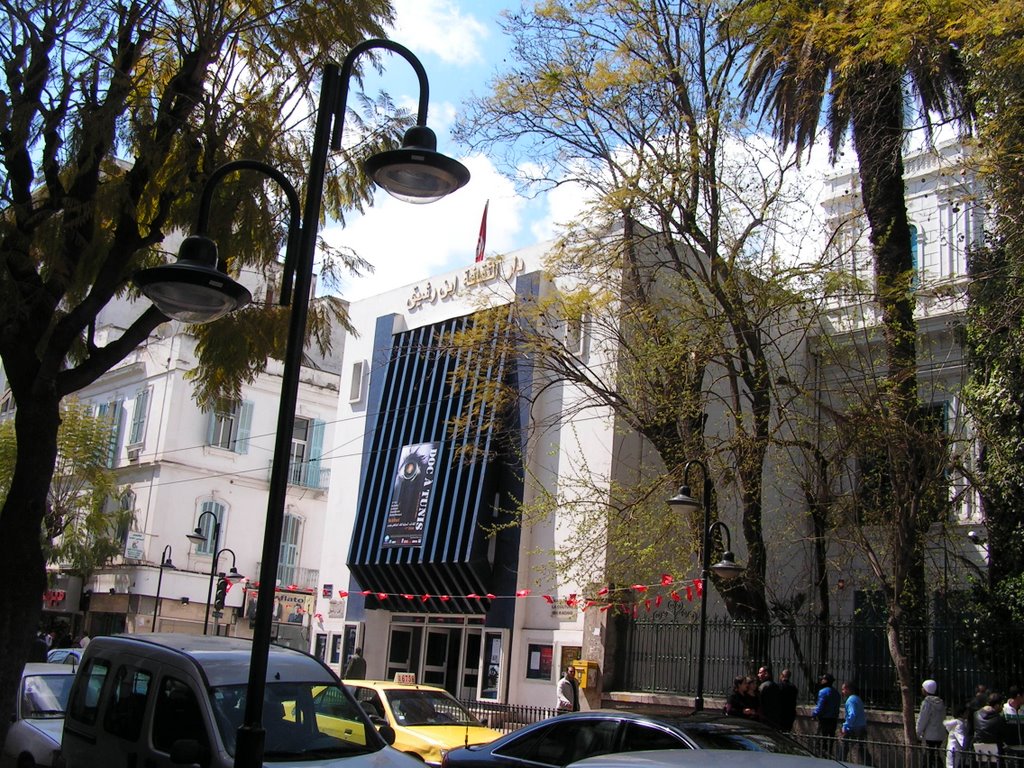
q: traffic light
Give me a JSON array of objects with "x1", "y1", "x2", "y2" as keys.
[{"x1": 214, "y1": 576, "x2": 229, "y2": 610}]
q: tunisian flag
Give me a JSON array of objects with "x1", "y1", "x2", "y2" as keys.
[{"x1": 475, "y1": 200, "x2": 489, "y2": 262}]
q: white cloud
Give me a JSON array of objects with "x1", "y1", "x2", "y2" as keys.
[
  {"x1": 323, "y1": 154, "x2": 523, "y2": 301},
  {"x1": 388, "y1": 0, "x2": 490, "y2": 65}
]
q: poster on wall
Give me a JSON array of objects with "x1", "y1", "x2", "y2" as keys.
[
  {"x1": 244, "y1": 588, "x2": 315, "y2": 625},
  {"x1": 383, "y1": 441, "x2": 440, "y2": 548}
]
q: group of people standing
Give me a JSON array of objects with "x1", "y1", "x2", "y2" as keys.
[
  {"x1": 724, "y1": 666, "x2": 799, "y2": 731},
  {"x1": 809, "y1": 674, "x2": 872, "y2": 764}
]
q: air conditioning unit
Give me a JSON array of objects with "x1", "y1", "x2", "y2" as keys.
[{"x1": 126, "y1": 446, "x2": 142, "y2": 462}]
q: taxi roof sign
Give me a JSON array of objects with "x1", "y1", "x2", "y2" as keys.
[{"x1": 393, "y1": 672, "x2": 417, "y2": 685}]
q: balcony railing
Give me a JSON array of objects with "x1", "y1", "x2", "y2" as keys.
[
  {"x1": 267, "y1": 461, "x2": 330, "y2": 490},
  {"x1": 255, "y1": 562, "x2": 319, "y2": 592}
]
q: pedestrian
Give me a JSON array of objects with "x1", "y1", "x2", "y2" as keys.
[
  {"x1": 726, "y1": 675, "x2": 758, "y2": 718},
  {"x1": 973, "y1": 692, "x2": 1006, "y2": 764},
  {"x1": 777, "y1": 669, "x2": 798, "y2": 732},
  {"x1": 1003, "y1": 685, "x2": 1023, "y2": 750},
  {"x1": 343, "y1": 647, "x2": 366, "y2": 679},
  {"x1": 965, "y1": 684, "x2": 989, "y2": 751},
  {"x1": 944, "y1": 704, "x2": 968, "y2": 768},
  {"x1": 839, "y1": 680, "x2": 873, "y2": 766},
  {"x1": 812, "y1": 672, "x2": 842, "y2": 756},
  {"x1": 757, "y1": 666, "x2": 782, "y2": 729},
  {"x1": 556, "y1": 665, "x2": 580, "y2": 714},
  {"x1": 29, "y1": 631, "x2": 48, "y2": 662},
  {"x1": 917, "y1": 679, "x2": 947, "y2": 768}
]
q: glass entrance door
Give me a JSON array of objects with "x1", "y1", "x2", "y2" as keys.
[{"x1": 422, "y1": 629, "x2": 451, "y2": 688}]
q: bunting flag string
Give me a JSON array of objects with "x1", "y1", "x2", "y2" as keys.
[{"x1": 317, "y1": 573, "x2": 714, "y2": 615}]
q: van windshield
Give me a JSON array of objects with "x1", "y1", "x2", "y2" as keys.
[{"x1": 211, "y1": 681, "x2": 380, "y2": 760}]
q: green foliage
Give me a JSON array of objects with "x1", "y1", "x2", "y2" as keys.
[{"x1": 0, "y1": 400, "x2": 131, "y2": 576}]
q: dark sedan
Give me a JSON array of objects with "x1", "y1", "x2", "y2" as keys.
[{"x1": 441, "y1": 711, "x2": 831, "y2": 768}]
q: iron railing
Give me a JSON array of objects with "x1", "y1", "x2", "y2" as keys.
[
  {"x1": 617, "y1": 614, "x2": 1024, "y2": 711},
  {"x1": 459, "y1": 700, "x2": 558, "y2": 733}
]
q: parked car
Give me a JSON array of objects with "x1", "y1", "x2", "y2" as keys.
[
  {"x1": 440, "y1": 711, "x2": 822, "y2": 768},
  {"x1": 343, "y1": 679, "x2": 503, "y2": 765},
  {"x1": 569, "y1": 748, "x2": 852, "y2": 768},
  {"x1": 60, "y1": 633, "x2": 422, "y2": 768},
  {"x1": 1, "y1": 662, "x2": 77, "y2": 768},
  {"x1": 45, "y1": 648, "x2": 82, "y2": 667}
]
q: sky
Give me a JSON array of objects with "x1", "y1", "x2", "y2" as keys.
[
  {"x1": 324, "y1": 0, "x2": 867, "y2": 303},
  {"x1": 324, "y1": 0, "x2": 566, "y2": 302}
]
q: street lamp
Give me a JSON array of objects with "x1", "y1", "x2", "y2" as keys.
[
  {"x1": 668, "y1": 459, "x2": 744, "y2": 711},
  {"x1": 132, "y1": 39, "x2": 468, "y2": 768},
  {"x1": 187, "y1": 509, "x2": 236, "y2": 635},
  {"x1": 151, "y1": 545, "x2": 176, "y2": 633}
]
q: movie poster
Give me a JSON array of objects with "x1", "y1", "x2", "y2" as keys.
[{"x1": 383, "y1": 441, "x2": 440, "y2": 548}]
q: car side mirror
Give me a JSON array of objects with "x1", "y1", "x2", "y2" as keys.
[{"x1": 378, "y1": 724, "x2": 396, "y2": 745}]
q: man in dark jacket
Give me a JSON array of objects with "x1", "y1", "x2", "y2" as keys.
[
  {"x1": 757, "y1": 666, "x2": 783, "y2": 728},
  {"x1": 777, "y1": 668, "x2": 799, "y2": 732},
  {"x1": 973, "y1": 692, "x2": 1007, "y2": 759}
]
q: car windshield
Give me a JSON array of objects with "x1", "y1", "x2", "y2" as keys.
[
  {"x1": 678, "y1": 722, "x2": 811, "y2": 754},
  {"x1": 210, "y1": 682, "x2": 381, "y2": 761},
  {"x1": 22, "y1": 673, "x2": 74, "y2": 718},
  {"x1": 385, "y1": 690, "x2": 485, "y2": 727}
]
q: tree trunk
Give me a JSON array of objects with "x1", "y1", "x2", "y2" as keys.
[{"x1": 0, "y1": 397, "x2": 61, "y2": 744}]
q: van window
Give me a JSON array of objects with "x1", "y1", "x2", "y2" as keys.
[
  {"x1": 103, "y1": 665, "x2": 151, "y2": 740},
  {"x1": 152, "y1": 677, "x2": 209, "y2": 756},
  {"x1": 68, "y1": 659, "x2": 110, "y2": 725}
]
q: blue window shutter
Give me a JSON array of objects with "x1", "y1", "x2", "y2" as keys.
[
  {"x1": 206, "y1": 408, "x2": 217, "y2": 446},
  {"x1": 129, "y1": 388, "x2": 149, "y2": 444},
  {"x1": 106, "y1": 400, "x2": 125, "y2": 467},
  {"x1": 235, "y1": 400, "x2": 254, "y2": 454},
  {"x1": 307, "y1": 419, "x2": 325, "y2": 488}
]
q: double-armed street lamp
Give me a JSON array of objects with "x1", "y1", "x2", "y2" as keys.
[
  {"x1": 133, "y1": 39, "x2": 469, "y2": 768},
  {"x1": 668, "y1": 459, "x2": 744, "y2": 711},
  {"x1": 186, "y1": 512, "x2": 244, "y2": 634},
  {"x1": 151, "y1": 545, "x2": 176, "y2": 632}
]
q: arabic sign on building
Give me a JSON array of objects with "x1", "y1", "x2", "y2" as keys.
[{"x1": 407, "y1": 255, "x2": 526, "y2": 311}]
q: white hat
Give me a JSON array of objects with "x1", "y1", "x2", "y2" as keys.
[{"x1": 923, "y1": 679, "x2": 938, "y2": 695}]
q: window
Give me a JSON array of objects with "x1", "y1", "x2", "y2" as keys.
[
  {"x1": 909, "y1": 224, "x2": 920, "y2": 289},
  {"x1": 526, "y1": 644, "x2": 554, "y2": 680},
  {"x1": 349, "y1": 360, "x2": 367, "y2": 403},
  {"x1": 152, "y1": 677, "x2": 209, "y2": 755},
  {"x1": 278, "y1": 512, "x2": 302, "y2": 585},
  {"x1": 128, "y1": 387, "x2": 150, "y2": 445},
  {"x1": 289, "y1": 418, "x2": 325, "y2": 488},
  {"x1": 116, "y1": 491, "x2": 135, "y2": 546},
  {"x1": 622, "y1": 722, "x2": 688, "y2": 751},
  {"x1": 498, "y1": 719, "x2": 619, "y2": 766},
  {"x1": 207, "y1": 399, "x2": 253, "y2": 454},
  {"x1": 565, "y1": 313, "x2": 590, "y2": 356},
  {"x1": 96, "y1": 399, "x2": 125, "y2": 468},
  {"x1": 194, "y1": 501, "x2": 224, "y2": 556},
  {"x1": 68, "y1": 658, "x2": 110, "y2": 726},
  {"x1": 103, "y1": 665, "x2": 151, "y2": 740}
]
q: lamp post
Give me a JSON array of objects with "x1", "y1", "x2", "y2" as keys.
[
  {"x1": 151, "y1": 545, "x2": 176, "y2": 633},
  {"x1": 668, "y1": 459, "x2": 744, "y2": 711},
  {"x1": 186, "y1": 509, "x2": 222, "y2": 634},
  {"x1": 133, "y1": 39, "x2": 468, "y2": 768}
]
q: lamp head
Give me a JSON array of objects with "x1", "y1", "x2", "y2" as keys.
[
  {"x1": 133, "y1": 236, "x2": 252, "y2": 323},
  {"x1": 186, "y1": 526, "x2": 207, "y2": 545},
  {"x1": 364, "y1": 125, "x2": 470, "y2": 204},
  {"x1": 667, "y1": 485, "x2": 700, "y2": 512},
  {"x1": 710, "y1": 550, "x2": 744, "y2": 580},
  {"x1": 227, "y1": 566, "x2": 244, "y2": 582},
  {"x1": 161, "y1": 556, "x2": 177, "y2": 571}
]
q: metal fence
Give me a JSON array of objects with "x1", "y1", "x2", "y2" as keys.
[
  {"x1": 617, "y1": 614, "x2": 1024, "y2": 710},
  {"x1": 461, "y1": 699, "x2": 558, "y2": 733}
]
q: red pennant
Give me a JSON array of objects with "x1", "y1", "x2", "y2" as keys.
[
  {"x1": 655, "y1": 594, "x2": 663, "y2": 607},
  {"x1": 685, "y1": 586, "x2": 694, "y2": 601},
  {"x1": 694, "y1": 578, "x2": 704, "y2": 597},
  {"x1": 632, "y1": 584, "x2": 648, "y2": 592},
  {"x1": 421, "y1": 595, "x2": 430, "y2": 602},
  {"x1": 376, "y1": 592, "x2": 387, "y2": 600},
  {"x1": 566, "y1": 594, "x2": 578, "y2": 606},
  {"x1": 583, "y1": 600, "x2": 595, "y2": 611},
  {"x1": 661, "y1": 574, "x2": 674, "y2": 585},
  {"x1": 486, "y1": 593, "x2": 497, "y2": 600},
  {"x1": 670, "y1": 591, "x2": 681, "y2": 601},
  {"x1": 644, "y1": 599, "x2": 651, "y2": 612},
  {"x1": 632, "y1": 605, "x2": 639, "y2": 618},
  {"x1": 360, "y1": 590, "x2": 372, "y2": 596},
  {"x1": 516, "y1": 589, "x2": 531, "y2": 597},
  {"x1": 543, "y1": 595, "x2": 555, "y2": 604},
  {"x1": 468, "y1": 593, "x2": 480, "y2": 599},
  {"x1": 338, "y1": 591, "x2": 349, "y2": 598},
  {"x1": 598, "y1": 587, "x2": 609, "y2": 596},
  {"x1": 440, "y1": 595, "x2": 450, "y2": 601}
]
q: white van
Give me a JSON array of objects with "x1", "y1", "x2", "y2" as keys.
[{"x1": 59, "y1": 633, "x2": 421, "y2": 768}]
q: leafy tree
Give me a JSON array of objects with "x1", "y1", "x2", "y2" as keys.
[
  {"x1": 956, "y1": 4, "x2": 1024, "y2": 671},
  {"x1": 0, "y1": 399, "x2": 133, "y2": 575},
  {"x1": 738, "y1": 0, "x2": 974, "y2": 738},
  {"x1": 456, "y1": 0, "x2": 839, "y2": 663},
  {"x1": 0, "y1": 0, "x2": 395, "y2": 739}
]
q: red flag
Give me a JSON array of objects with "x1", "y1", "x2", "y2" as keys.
[{"x1": 475, "y1": 200, "x2": 489, "y2": 262}]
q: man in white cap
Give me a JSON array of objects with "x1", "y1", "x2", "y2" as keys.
[{"x1": 917, "y1": 679, "x2": 947, "y2": 768}]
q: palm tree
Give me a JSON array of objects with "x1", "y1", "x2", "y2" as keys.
[{"x1": 738, "y1": 0, "x2": 973, "y2": 742}]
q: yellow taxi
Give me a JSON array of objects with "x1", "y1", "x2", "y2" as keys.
[{"x1": 343, "y1": 678, "x2": 502, "y2": 766}]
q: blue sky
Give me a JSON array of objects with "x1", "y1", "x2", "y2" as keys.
[{"x1": 324, "y1": 0, "x2": 572, "y2": 301}]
